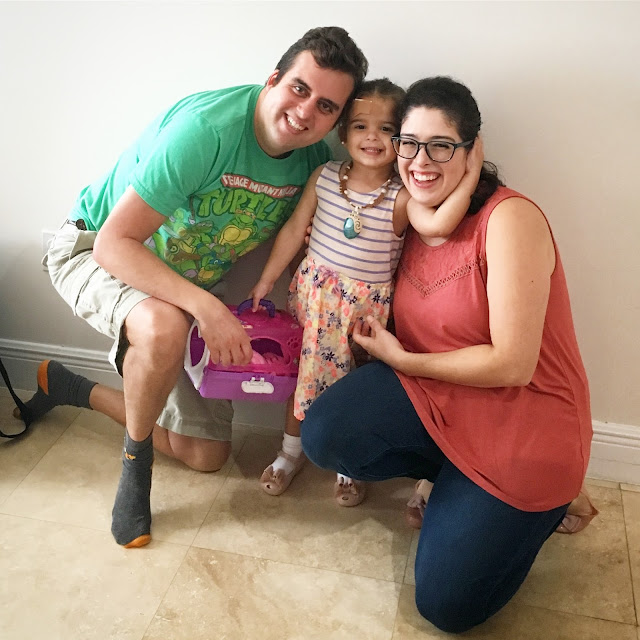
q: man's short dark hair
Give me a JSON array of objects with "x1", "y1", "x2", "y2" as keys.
[{"x1": 273, "y1": 26, "x2": 368, "y2": 101}]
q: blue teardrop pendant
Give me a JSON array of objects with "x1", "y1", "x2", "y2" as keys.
[
  {"x1": 343, "y1": 208, "x2": 361, "y2": 239},
  {"x1": 343, "y1": 216, "x2": 358, "y2": 239}
]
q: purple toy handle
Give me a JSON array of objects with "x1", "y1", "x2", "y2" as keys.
[{"x1": 236, "y1": 298, "x2": 276, "y2": 318}]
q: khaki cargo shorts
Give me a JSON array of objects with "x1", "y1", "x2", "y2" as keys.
[{"x1": 46, "y1": 219, "x2": 233, "y2": 441}]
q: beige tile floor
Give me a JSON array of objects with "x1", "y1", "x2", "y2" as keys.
[{"x1": 1, "y1": 386, "x2": 638, "y2": 639}]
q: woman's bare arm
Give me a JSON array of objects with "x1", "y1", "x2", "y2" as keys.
[{"x1": 353, "y1": 197, "x2": 556, "y2": 387}]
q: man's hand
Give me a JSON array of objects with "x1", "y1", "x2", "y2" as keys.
[
  {"x1": 352, "y1": 316, "x2": 406, "y2": 368},
  {"x1": 197, "y1": 301, "x2": 253, "y2": 367}
]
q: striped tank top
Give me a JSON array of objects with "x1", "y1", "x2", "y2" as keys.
[{"x1": 307, "y1": 161, "x2": 405, "y2": 284}]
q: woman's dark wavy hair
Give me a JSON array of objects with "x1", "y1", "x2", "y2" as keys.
[
  {"x1": 399, "y1": 76, "x2": 503, "y2": 215},
  {"x1": 337, "y1": 77, "x2": 406, "y2": 141}
]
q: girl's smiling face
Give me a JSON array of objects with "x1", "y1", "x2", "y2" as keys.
[
  {"x1": 343, "y1": 96, "x2": 398, "y2": 170},
  {"x1": 397, "y1": 106, "x2": 468, "y2": 208}
]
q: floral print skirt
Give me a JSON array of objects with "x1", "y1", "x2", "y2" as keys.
[{"x1": 288, "y1": 255, "x2": 392, "y2": 420}]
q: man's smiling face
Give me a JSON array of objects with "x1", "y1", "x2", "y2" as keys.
[{"x1": 255, "y1": 50, "x2": 354, "y2": 157}]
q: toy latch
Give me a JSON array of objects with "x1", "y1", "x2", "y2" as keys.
[{"x1": 240, "y1": 377, "x2": 275, "y2": 395}]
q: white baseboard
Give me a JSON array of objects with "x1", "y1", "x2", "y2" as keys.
[
  {"x1": 587, "y1": 421, "x2": 640, "y2": 485},
  {"x1": 0, "y1": 338, "x2": 283, "y2": 431},
  {"x1": 0, "y1": 338, "x2": 121, "y2": 389},
  {"x1": 1, "y1": 338, "x2": 639, "y2": 484}
]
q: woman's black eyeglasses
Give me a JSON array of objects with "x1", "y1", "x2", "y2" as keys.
[{"x1": 391, "y1": 136, "x2": 473, "y2": 163}]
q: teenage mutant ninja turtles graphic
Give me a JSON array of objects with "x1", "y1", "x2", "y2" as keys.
[
  {"x1": 145, "y1": 177, "x2": 302, "y2": 287},
  {"x1": 148, "y1": 209, "x2": 277, "y2": 286}
]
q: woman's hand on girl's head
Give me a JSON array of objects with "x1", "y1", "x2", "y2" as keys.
[
  {"x1": 352, "y1": 316, "x2": 406, "y2": 368},
  {"x1": 459, "y1": 135, "x2": 484, "y2": 195}
]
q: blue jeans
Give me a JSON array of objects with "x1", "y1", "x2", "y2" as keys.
[{"x1": 302, "y1": 361, "x2": 568, "y2": 633}]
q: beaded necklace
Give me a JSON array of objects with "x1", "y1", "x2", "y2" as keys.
[{"x1": 339, "y1": 162, "x2": 394, "y2": 239}]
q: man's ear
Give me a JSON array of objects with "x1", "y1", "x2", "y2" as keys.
[{"x1": 265, "y1": 70, "x2": 280, "y2": 88}]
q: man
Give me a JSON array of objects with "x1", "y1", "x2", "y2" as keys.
[{"x1": 19, "y1": 27, "x2": 367, "y2": 548}]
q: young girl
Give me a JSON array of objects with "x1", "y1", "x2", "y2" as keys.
[{"x1": 249, "y1": 78, "x2": 482, "y2": 505}]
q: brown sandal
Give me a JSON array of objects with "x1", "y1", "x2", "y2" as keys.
[
  {"x1": 405, "y1": 479, "x2": 434, "y2": 529},
  {"x1": 334, "y1": 475, "x2": 367, "y2": 507},
  {"x1": 260, "y1": 451, "x2": 306, "y2": 496},
  {"x1": 555, "y1": 486, "x2": 599, "y2": 534}
]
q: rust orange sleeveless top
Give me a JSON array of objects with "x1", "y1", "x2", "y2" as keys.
[{"x1": 393, "y1": 187, "x2": 592, "y2": 511}]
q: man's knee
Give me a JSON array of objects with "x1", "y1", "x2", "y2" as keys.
[
  {"x1": 174, "y1": 437, "x2": 231, "y2": 472},
  {"x1": 125, "y1": 299, "x2": 190, "y2": 363}
]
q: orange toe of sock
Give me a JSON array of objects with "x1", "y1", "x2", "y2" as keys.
[
  {"x1": 37, "y1": 359, "x2": 52, "y2": 394},
  {"x1": 123, "y1": 534, "x2": 151, "y2": 549}
]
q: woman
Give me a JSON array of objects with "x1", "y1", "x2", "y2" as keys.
[{"x1": 301, "y1": 76, "x2": 594, "y2": 633}]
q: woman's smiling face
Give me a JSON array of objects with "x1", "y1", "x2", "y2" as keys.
[{"x1": 397, "y1": 106, "x2": 468, "y2": 208}]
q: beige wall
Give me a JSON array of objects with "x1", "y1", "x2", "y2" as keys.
[{"x1": 1, "y1": 1, "x2": 638, "y2": 427}]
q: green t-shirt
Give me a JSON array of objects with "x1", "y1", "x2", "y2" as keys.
[{"x1": 72, "y1": 85, "x2": 331, "y2": 287}]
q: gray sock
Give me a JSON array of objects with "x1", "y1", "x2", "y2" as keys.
[
  {"x1": 14, "y1": 359, "x2": 96, "y2": 422},
  {"x1": 111, "y1": 431, "x2": 153, "y2": 548}
]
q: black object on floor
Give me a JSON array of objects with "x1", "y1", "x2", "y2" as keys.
[{"x1": 0, "y1": 357, "x2": 32, "y2": 438}]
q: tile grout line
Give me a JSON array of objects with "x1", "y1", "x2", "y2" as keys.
[
  {"x1": 521, "y1": 602, "x2": 640, "y2": 629},
  {"x1": 0, "y1": 408, "x2": 77, "y2": 513},
  {"x1": 146, "y1": 545, "x2": 406, "y2": 640},
  {"x1": 399, "y1": 529, "x2": 414, "y2": 588},
  {"x1": 188, "y1": 432, "x2": 419, "y2": 588},
  {"x1": 188, "y1": 431, "x2": 251, "y2": 545},
  {"x1": 187, "y1": 543, "x2": 411, "y2": 586},
  {"x1": 620, "y1": 486, "x2": 640, "y2": 627},
  {"x1": 388, "y1": 580, "x2": 405, "y2": 640},
  {"x1": 0, "y1": 509, "x2": 193, "y2": 560},
  {"x1": 138, "y1": 543, "x2": 191, "y2": 640}
]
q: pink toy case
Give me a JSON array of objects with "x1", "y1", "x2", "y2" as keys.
[{"x1": 184, "y1": 299, "x2": 303, "y2": 403}]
